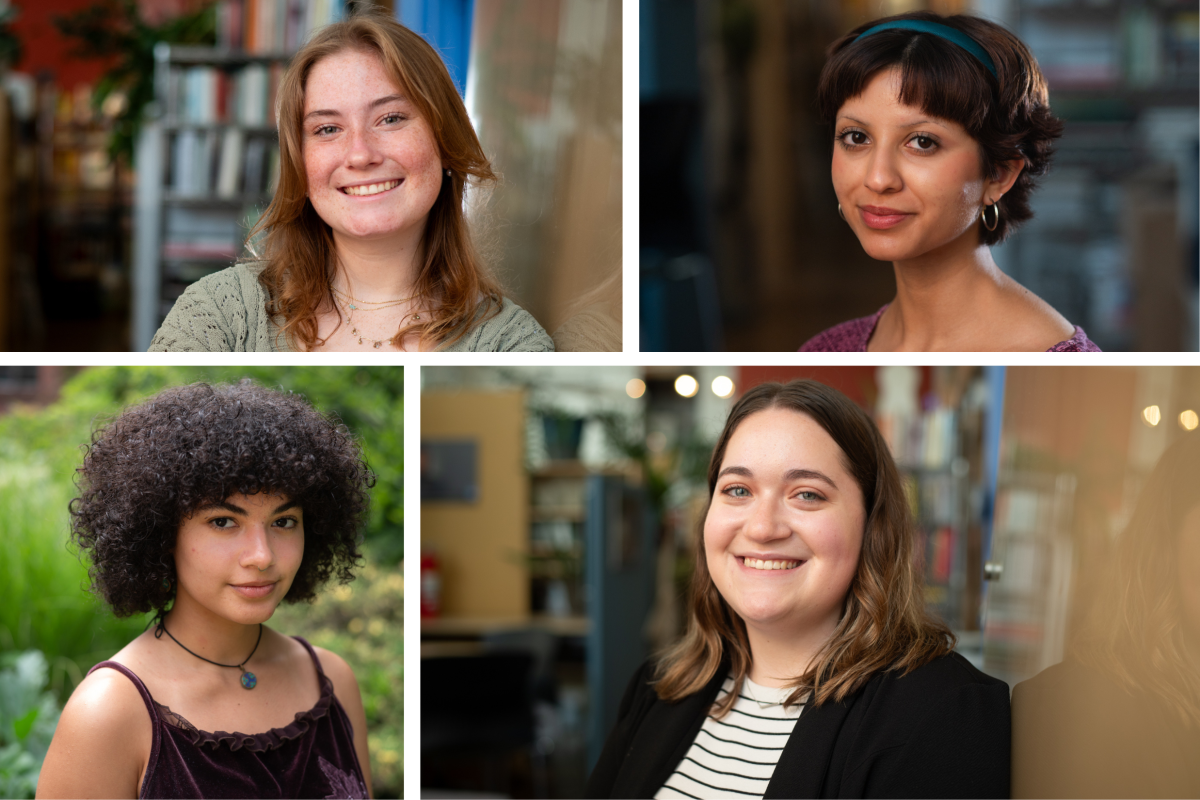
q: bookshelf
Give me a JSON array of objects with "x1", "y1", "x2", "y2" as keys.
[
  {"x1": 877, "y1": 368, "x2": 992, "y2": 638},
  {"x1": 996, "y1": 0, "x2": 1199, "y2": 352},
  {"x1": 131, "y1": 0, "x2": 345, "y2": 350},
  {"x1": 890, "y1": 410, "x2": 976, "y2": 631},
  {"x1": 980, "y1": 471, "x2": 1078, "y2": 689}
]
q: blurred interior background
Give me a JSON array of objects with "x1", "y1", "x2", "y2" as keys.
[
  {"x1": 640, "y1": 0, "x2": 1199, "y2": 352},
  {"x1": 420, "y1": 363, "x2": 1200, "y2": 798},
  {"x1": 0, "y1": 0, "x2": 621, "y2": 352},
  {"x1": 0, "y1": 365, "x2": 404, "y2": 799}
]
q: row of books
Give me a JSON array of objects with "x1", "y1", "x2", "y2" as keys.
[
  {"x1": 169, "y1": 129, "x2": 280, "y2": 204},
  {"x1": 1023, "y1": 7, "x2": 1199, "y2": 90},
  {"x1": 163, "y1": 208, "x2": 244, "y2": 262},
  {"x1": 216, "y1": 0, "x2": 345, "y2": 54},
  {"x1": 167, "y1": 64, "x2": 283, "y2": 127},
  {"x1": 877, "y1": 408, "x2": 958, "y2": 470}
]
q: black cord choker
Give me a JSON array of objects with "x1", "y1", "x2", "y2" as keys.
[{"x1": 155, "y1": 619, "x2": 263, "y2": 689}]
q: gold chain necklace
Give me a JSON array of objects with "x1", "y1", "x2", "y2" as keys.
[
  {"x1": 331, "y1": 285, "x2": 417, "y2": 312},
  {"x1": 338, "y1": 297, "x2": 421, "y2": 349}
]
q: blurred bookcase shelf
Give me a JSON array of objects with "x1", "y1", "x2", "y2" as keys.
[
  {"x1": 132, "y1": 0, "x2": 345, "y2": 351},
  {"x1": 981, "y1": 471, "x2": 1078, "y2": 689},
  {"x1": 999, "y1": 0, "x2": 1199, "y2": 352}
]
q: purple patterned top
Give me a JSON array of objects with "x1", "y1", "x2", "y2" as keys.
[
  {"x1": 799, "y1": 305, "x2": 1102, "y2": 352},
  {"x1": 88, "y1": 637, "x2": 367, "y2": 799}
]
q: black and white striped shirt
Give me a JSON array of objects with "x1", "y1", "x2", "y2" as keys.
[{"x1": 655, "y1": 675, "x2": 806, "y2": 799}]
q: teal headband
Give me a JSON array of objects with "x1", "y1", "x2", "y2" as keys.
[{"x1": 855, "y1": 20, "x2": 997, "y2": 79}]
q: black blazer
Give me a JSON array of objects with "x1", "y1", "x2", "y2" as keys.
[{"x1": 585, "y1": 652, "x2": 1010, "y2": 799}]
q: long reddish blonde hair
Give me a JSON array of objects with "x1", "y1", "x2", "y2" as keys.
[
  {"x1": 248, "y1": 9, "x2": 502, "y2": 350},
  {"x1": 655, "y1": 380, "x2": 955, "y2": 716}
]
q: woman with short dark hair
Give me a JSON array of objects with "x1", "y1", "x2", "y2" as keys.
[
  {"x1": 801, "y1": 12, "x2": 1099, "y2": 352},
  {"x1": 587, "y1": 379, "x2": 1010, "y2": 798},
  {"x1": 37, "y1": 381, "x2": 375, "y2": 799}
]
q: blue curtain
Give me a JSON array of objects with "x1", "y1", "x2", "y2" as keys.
[{"x1": 398, "y1": 0, "x2": 475, "y2": 96}]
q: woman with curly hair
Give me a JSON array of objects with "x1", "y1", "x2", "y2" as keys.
[
  {"x1": 587, "y1": 380, "x2": 1010, "y2": 798},
  {"x1": 37, "y1": 381, "x2": 375, "y2": 799},
  {"x1": 149, "y1": 8, "x2": 552, "y2": 352},
  {"x1": 800, "y1": 12, "x2": 1100, "y2": 352}
]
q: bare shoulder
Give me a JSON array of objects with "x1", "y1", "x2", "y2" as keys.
[
  {"x1": 996, "y1": 275, "x2": 1076, "y2": 350},
  {"x1": 58, "y1": 665, "x2": 150, "y2": 742},
  {"x1": 36, "y1": 666, "x2": 151, "y2": 799},
  {"x1": 312, "y1": 645, "x2": 362, "y2": 698}
]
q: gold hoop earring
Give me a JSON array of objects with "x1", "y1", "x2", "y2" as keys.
[
  {"x1": 981, "y1": 202, "x2": 1000, "y2": 232},
  {"x1": 838, "y1": 203, "x2": 846, "y2": 221}
]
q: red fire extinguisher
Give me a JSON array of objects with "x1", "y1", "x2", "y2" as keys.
[{"x1": 420, "y1": 551, "x2": 441, "y2": 618}]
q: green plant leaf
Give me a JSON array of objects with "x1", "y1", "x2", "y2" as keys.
[{"x1": 11, "y1": 709, "x2": 37, "y2": 743}]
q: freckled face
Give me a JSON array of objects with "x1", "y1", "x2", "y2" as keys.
[
  {"x1": 173, "y1": 492, "x2": 304, "y2": 625},
  {"x1": 831, "y1": 67, "x2": 989, "y2": 263},
  {"x1": 705, "y1": 408, "x2": 865, "y2": 637},
  {"x1": 302, "y1": 49, "x2": 444, "y2": 246}
]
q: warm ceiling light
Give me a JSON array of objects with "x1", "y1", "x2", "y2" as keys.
[
  {"x1": 1180, "y1": 410, "x2": 1198, "y2": 431},
  {"x1": 711, "y1": 376, "x2": 735, "y2": 398},
  {"x1": 674, "y1": 374, "x2": 699, "y2": 398},
  {"x1": 626, "y1": 378, "x2": 646, "y2": 399},
  {"x1": 1143, "y1": 405, "x2": 1161, "y2": 426}
]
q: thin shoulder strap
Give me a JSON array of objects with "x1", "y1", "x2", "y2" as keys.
[
  {"x1": 87, "y1": 661, "x2": 160, "y2": 723},
  {"x1": 292, "y1": 635, "x2": 325, "y2": 676},
  {"x1": 87, "y1": 660, "x2": 162, "y2": 799}
]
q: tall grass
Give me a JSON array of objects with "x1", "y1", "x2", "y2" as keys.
[{"x1": 0, "y1": 446, "x2": 149, "y2": 702}]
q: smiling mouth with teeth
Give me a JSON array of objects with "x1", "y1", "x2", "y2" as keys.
[
  {"x1": 741, "y1": 557, "x2": 802, "y2": 571},
  {"x1": 341, "y1": 179, "x2": 401, "y2": 196}
]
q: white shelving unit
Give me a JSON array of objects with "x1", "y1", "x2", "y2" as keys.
[{"x1": 132, "y1": 43, "x2": 291, "y2": 351}]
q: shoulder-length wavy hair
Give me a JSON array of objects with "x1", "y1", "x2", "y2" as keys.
[
  {"x1": 1070, "y1": 436, "x2": 1200, "y2": 728},
  {"x1": 655, "y1": 379, "x2": 954, "y2": 716},
  {"x1": 250, "y1": 8, "x2": 503, "y2": 351},
  {"x1": 817, "y1": 11, "x2": 1064, "y2": 246}
]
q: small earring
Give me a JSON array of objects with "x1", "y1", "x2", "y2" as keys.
[
  {"x1": 981, "y1": 201, "x2": 1000, "y2": 232},
  {"x1": 444, "y1": 169, "x2": 451, "y2": 178},
  {"x1": 838, "y1": 203, "x2": 846, "y2": 221},
  {"x1": 161, "y1": 576, "x2": 172, "y2": 591}
]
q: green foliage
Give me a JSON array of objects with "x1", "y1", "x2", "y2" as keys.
[
  {"x1": 0, "y1": 651, "x2": 63, "y2": 800},
  {"x1": 594, "y1": 410, "x2": 712, "y2": 515},
  {"x1": 270, "y1": 553, "x2": 403, "y2": 798},
  {"x1": 52, "y1": 0, "x2": 217, "y2": 165},
  {"x1": 0, "y1": 456, "x2": 150, "y2": 697}
]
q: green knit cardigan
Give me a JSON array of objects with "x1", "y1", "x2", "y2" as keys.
[{"x1": 148, "y1": 262, "x2": 554, "y2": 352}]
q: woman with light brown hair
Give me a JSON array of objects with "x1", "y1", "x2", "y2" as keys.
[
  {"x1": 150, "y1": 9, "x2": 552, "y2": 352},
  {"x1": 587, "y1": 379, "x2": 1010, "y2": 798}
]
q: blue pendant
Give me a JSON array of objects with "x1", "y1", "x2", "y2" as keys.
[{"x1": 241, "y1": 671, "x2": 257, "y2": 689}]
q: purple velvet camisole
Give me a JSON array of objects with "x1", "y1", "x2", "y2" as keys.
[
  {"x1": 88, "y1": 636, "x2": 367, "y2": 799},
  {"x1": 799, "y1": 304, "x2": 1102, "y2": 352}
]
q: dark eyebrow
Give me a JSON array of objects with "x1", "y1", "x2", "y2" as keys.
[
  {"x1": 717, "y1": 465, "x2": 838, "y2": 490},
  {"x1": 839, "y1": 114, "x2": 948, "y2": 131},
  {"x1": 196, "y1": 499, "x2": 299, "y2": 515},
  {"x1": 717, "y1": 466, "x2": 753, "y2": 480},
  {"x1": 272, "y1": 499, "x2": 300, "y2": 514},
  {"x1": 198, "y1": 500, "x2": 247, "y2": 515},
  {"x1": 304, "y1": 94, "x2": 408, "y2": 122},
  {"x1": 783, "y1": 468, "x2": 838, "y2": 490}
]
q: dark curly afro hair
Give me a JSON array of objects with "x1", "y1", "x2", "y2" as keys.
[{"x1": 70, "y1": 380, "x2": 374, "y2": 618}]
